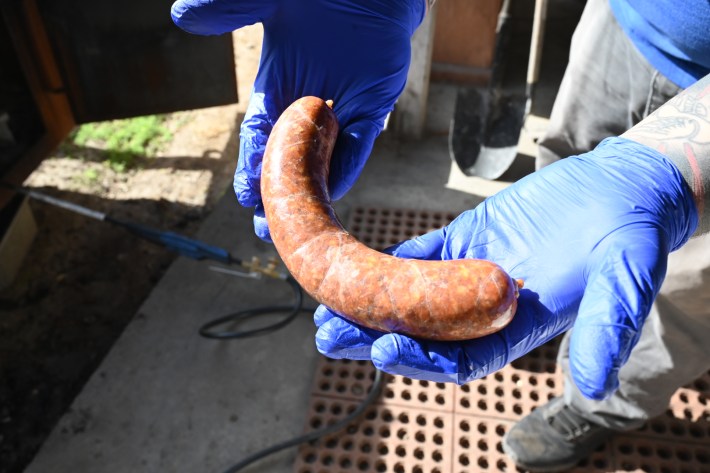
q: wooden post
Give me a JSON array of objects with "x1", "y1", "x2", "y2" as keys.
[
  {"x1": 0, "y1": 0, "x2": 76, "y2": 209},
  {"x1": 395, "y1": 2, "x2": 438, "y2": 140},
  {"x1": 431, "y1": 0, "x2": 502, "y2": 85}
]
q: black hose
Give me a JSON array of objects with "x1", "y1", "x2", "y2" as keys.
[
  {"x1": 219, "y1": 369, "x2": 385, "y2": 473},
  {"x1": 201, "y1": 274, "x2": 385, "y2": 473},
  {"x1": 199, "y1": 276, "x2": 309, "y2": 339}
]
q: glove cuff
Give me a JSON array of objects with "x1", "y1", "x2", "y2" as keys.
[{"x1": 596, "y1": 137, "x2": 699, "y2": 250}]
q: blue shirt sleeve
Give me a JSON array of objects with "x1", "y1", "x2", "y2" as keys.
[{"x1": 609, "y1": 0, "x2": 710, "y2": 88}]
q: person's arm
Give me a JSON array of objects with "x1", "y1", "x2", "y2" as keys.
[{"x1": 622, "y1": 73, "x2": 710, "y2": 235}]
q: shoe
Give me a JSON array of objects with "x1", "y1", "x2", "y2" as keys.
[{"x1": 502, "y1": 397, "x2": 614, "y2": 472}]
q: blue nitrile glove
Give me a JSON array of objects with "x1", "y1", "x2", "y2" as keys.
[
  {"x1": 314, "y1": 137, "x2": 698, "y2": 400},
  {"x1": 171, "y1": 0, "x2": 426, "y2": 241}
]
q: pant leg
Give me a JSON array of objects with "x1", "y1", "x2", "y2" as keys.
[
  {"x1": 535, "y1": 0, "x2": 680, "y2": 170},
  {"x1": 540, "y1": 0, "x2": 710, "y2": 431},
  {"x1": 560, "y1": 233, "x2": 710, "y2": 431}
]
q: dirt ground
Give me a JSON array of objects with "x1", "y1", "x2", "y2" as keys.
[{"x1": 0, "y1": 26, "x2": 263, "y2": 473}]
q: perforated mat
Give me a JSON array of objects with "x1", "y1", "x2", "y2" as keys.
[{"x1": 293, "y1": 207, "x2": 710, "y2": 473}]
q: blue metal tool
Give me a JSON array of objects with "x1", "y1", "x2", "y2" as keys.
[{"x1": 0, "y1": 181, "x2": 286, "y2": 279}]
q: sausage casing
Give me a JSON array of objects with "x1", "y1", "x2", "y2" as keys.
[{"x1": 261, "y1": 96, "x2": 520, "y2": 341}]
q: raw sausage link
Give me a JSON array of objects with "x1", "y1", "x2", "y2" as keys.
[{"x1": 261, "y1": 96, "x2": 521, "y2": 341}]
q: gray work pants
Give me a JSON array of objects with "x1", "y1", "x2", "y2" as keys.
[{"x1": 536, "y1": 0, "x2": 710, "y2": 430}]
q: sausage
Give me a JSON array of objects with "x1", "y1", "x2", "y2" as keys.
[{"x1": 261, "y1": 96, "x2": 522, "y2": 341}]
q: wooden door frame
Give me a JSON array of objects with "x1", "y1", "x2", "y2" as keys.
[{"x1": 1, "y1": 0, "x2": 75, "y2": 208}]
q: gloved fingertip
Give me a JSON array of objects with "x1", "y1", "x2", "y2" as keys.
[
  {"x1": 170, "y1": 0, "x2": 273, "y2": 35},
  {"x1": 314, "y1": 321, "x2": 373, "y2": 360},
  {"x1": 314, "y1": 333, "x2": 346, "y2": 359},
  {"x1": 569, "y1": 318, "x2": 636, "y2": 401},
  {"x1": 371, "y1": 335, "x2": 458, "y2": 383},
  {"x1": 370, "y1": 334, "x2": 401, "y2": 370},
  {"x1": 253, "y1": 206, "x2": 272, "y2": 243},
  {"x1": 233, "y1": 172, "x2": 261, "y2": 209},
  {"x1": 235, "y1": 96, "x2": 272, "y2": 208},
  {"x1": 313, "y1": 305, "x2": 336, "y2": 327},
  {"x1": 329, "y1": 120, "x2": 381, "y2": 201},
  {"x1": 169, "y1": 0, "x2": 225, "y2": 35},
  {"x1": 170, "y1": 1, "x2": 184, "y2": 23},
  {"x1": 572, "y1": 366, "x2": 620, "y2": 401}
]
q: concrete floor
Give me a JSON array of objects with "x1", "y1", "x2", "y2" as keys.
[{"x1": 22, "y1": 2, "x2": 583, "y2": 472}]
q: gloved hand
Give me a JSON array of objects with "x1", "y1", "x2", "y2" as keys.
[
  {"x1": 171, "y1": 0, "x2": 426, "y2": 241},
  {"x1": 315, "y1": 138, "x2": 698, "y2": 400}
]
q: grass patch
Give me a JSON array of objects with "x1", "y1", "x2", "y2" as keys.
[{"x1": 68, "y1": 115, "x2": 172, "y2": 172}]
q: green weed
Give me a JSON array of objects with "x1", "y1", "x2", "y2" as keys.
[
  {"x1": 82, "y1": 168, "x2": 99, "y2": 182},
  {"x1": 69, "y1": 115, "x2": 172, "y2": 172}
]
